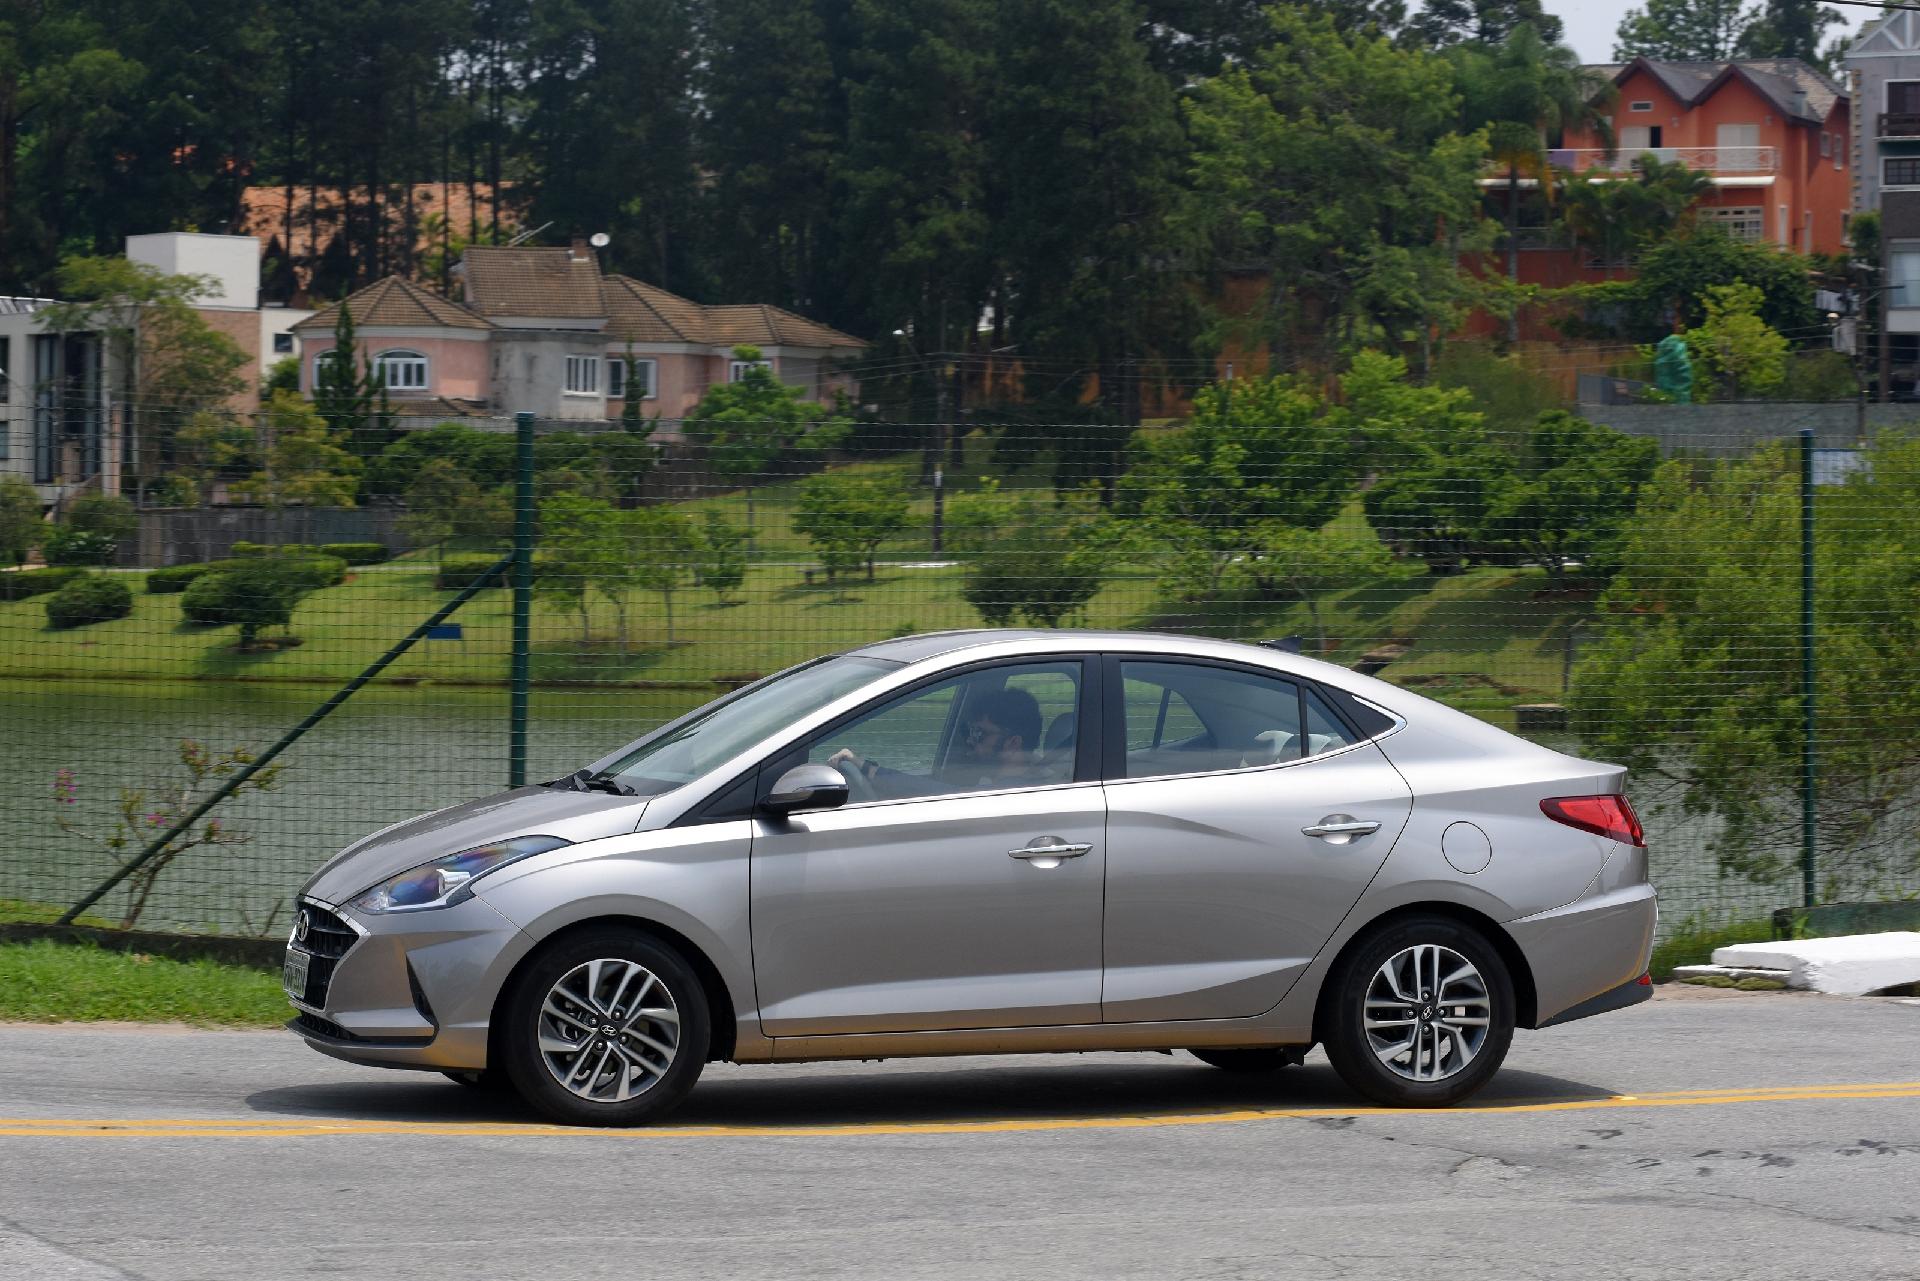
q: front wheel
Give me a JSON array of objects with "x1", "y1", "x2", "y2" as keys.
[
  {"x1": 500, "y1": 928, "x2": 710, "y2": 1127},
  {"x1": 1320, "y1": 915, "x2": 1515, "y2": 1107}
]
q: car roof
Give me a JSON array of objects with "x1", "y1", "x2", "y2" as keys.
[{"x1": 847, "y1": 628, "x2": 1293, "y2": 666}]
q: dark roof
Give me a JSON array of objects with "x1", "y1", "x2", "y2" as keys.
[
  {"x1": 704, "y1": 304, "x2": 866, "y2": 350},
  {"x1": 603, "y1": 275, "x2": 708, "y2": 343},
  {"x1": 293, "y1": 276, "x2": 490, "y2": 332},
  {"x1": 460, "y1": 245, "x2": 606, "y2": 319},
  {"x1": 1599, "y1": 57, "x2": 1846, "y2": 123}
]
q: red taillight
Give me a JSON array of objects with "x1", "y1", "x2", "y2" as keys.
[{"x1": 1540, "y1": 794, "x2": 1645, "y2": 847}]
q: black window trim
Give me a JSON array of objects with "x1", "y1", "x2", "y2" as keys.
[{"x1": 1098, "y1": 652, "x2": 1400, "y2": 784}]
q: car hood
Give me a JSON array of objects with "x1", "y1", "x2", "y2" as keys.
[{"x1": 299, "y1": 786, "x2": 649, "y2": 907}]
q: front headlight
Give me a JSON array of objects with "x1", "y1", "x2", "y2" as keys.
[{"x1": 348, "y1": 836, "x2": 571, "y2": 914}]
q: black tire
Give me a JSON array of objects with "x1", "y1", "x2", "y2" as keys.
[
  {"x1": 1187, "y1": 1047, "x2": 1300, "y2": 1073},
  {"x1": 1320, "y1": 914, "x2": 1515, "y2": 1108},
  {"x1": 499, "y1": 927, "x2": 711, "y2": 1127}
]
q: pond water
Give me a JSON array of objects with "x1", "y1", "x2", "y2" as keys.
[{"x1": 0, "y1": 679, "x2": 1793, "y2": 939}]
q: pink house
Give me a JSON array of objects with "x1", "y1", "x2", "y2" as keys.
[{"x1": 293, "y1": 242, "x2": 866, "y2": 421}]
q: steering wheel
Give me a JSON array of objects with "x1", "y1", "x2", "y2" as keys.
[{"x1": 834, "y1": 757, "x2": 880, "y2": 803}]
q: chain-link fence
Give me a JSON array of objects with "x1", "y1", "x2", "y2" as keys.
[{"x1": 5, "y1": 399, "x2": 1918, "y2": 941}]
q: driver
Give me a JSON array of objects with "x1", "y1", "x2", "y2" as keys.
[{"x1": 828, "y1": 687, "x2": 1047, "y2": 797}]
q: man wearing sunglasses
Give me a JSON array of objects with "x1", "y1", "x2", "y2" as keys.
[{"x1": 828, "y1": 686, "x2": 1047, "y2": 797}]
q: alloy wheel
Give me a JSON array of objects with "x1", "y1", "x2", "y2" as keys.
[
  {"x1": 536, "y1": 957, "x2": 682, "y2": 1103},
  {"x1": 1362, "y1": 943, "x2": 1492, "y2": 1083}
]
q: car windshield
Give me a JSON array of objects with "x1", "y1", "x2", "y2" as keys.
[{"x1": 592, "y1": 655, "x2": 901, "y2": 798}]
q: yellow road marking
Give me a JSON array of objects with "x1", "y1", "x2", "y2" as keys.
[{"x1": 0, "y1": 1082, "x2": 1915, "y2": 1140}]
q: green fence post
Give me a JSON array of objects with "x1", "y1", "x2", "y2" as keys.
[
  {"x1": 1799, "y1": 427, "x2": 1818, "y2": 909},
  {"x1": 509, "y1": 410, "x2": 535, "y2": 788}
]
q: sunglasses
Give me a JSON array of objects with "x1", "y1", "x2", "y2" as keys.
[{"x1": 965, "y1": 721, "x2": 1004, "y2": 746}]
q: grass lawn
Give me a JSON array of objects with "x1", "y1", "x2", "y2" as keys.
[{"x1": 0, "y1": 939, "x2": 288, "y2": 1026}]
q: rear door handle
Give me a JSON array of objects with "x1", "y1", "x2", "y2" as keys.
[
  {"x1": 1301, "y1": 816, "x2": 1381, "y2": 843},
  {"x1": 1009, "y1": 838, "x2": 1092, "y2": 868}
]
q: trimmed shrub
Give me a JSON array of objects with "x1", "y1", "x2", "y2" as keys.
[
  {"x1": 181, "y1": 558, "x2": 321, "y2": 644},
  {"x1": 230, "y1": 541, "x2": 322, "y2": 558},
  {"x1": 44, "y1": 573, "x2": 133, "y2": 629},
  {"x1": 0, "y1": 566, "x2": 85, "y2": 602},
  {"x1": 42, "y1": 527, "x2": 119, "y2": 566},
  {"x1": 319, "y1": 542, "x2": 390, "y2": 565},
  {"x1": 435, "y1": 554, "x2": 511, "y2": 590},
  {"x1": 145, "y1": 563, "x2": 218, "y2": 594}
]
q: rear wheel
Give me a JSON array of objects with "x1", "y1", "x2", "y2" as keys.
[
  {"x1": 1321, "y1": 915, "x2": 1514, "y2": 1107},
  {"x1": 500, "y1": 928, "x2": 710, "y2": 1127},
  {"x1": 1186, "y1": 1047, "x2": 1302, "y2": 1073}
]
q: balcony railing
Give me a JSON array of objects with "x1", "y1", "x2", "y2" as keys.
[
  {"x1": 1537, "y1": 146, "x2": 1778, "y2": 175},
  {"x1": 1879, "y1": 112, "x2": 1920, "y2": 138}
]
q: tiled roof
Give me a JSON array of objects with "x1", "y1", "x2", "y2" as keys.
[
  {"x1": 704, "y1": 303, "x2": 866, "y2": 350},
  {"x1": 460, "y1": 246, "x2": 606, "y2": 319},
  {"x1": 293, "y1": 276, "x2": 490, "y2": 332},
  {"x1": 1599, "y1": 57, "x2": 1845, "y2": 123},
  {"x1": 604, "y1": 275, "x2": 708, "y2": 343}
]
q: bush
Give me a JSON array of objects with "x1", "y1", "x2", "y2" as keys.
[
  {"x1": 0, "y1": 566, "x2": 85, "y2": 601},
  {"x1": 435, "y1": 553, "x2": 511, "y2": 590},
  {"x1": 44, "y1": 573, "x2": 133, "y2": 629},
  {"x1": 181, "y1": 558, "x2": 322, "y2": 644},
  {"x1": 229, "y1": 541, "x2": 321, "y2": 558},
  {"x1": 145, "y1": 563, "x2": 218, "y2": 594},
  {"x1": 65, "y1": 494, "x2": 138, "y2": 540},
  {"x1": 278, "y1": 554, "x2": 348, "y2": 589},
  {"x1": 42, "y1": 527, "x2": 120, "y2": 566},
  {"x1": 319, "y1": 542, "x2": 389, "y2": 565}
]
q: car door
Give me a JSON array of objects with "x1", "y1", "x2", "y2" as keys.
[
  {"x1": 1098, "y1": 656, "x2": 1413, "y2": 1023},
  {"x1": 749, "y1": 657, "x2": 1105, "y2": 1037}
]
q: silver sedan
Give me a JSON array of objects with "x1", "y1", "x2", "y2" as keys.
[{"x1": 286, "y1": 630, "x2": 1656, "y2": 1125}]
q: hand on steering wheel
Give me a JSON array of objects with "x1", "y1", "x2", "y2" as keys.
[{"x1": 830, "y1": 752, "x2": 880, "y2": 803}]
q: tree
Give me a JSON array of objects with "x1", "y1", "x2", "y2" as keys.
[
  {"x1": 537, "y1": 492, "x2": 624, "y2": 648},
  {"x1": 951, "y1": 479, "x2": 1106, "y2": 626},
  {"x1": 1178, "y1": 11, "x2": 1491, "y2": 369},
  {"x1": 0, "y1": 476, "x2": 44, "y2": 565},
  {"x1": 622, "y1": 504, "x2": 696, "y2": 645},
  {"x1": 1479, "y1": 411, "x2": 1659, "y2": 584},
  {"x1": 1683, "y1": 282, "x2": 1790, "y2": 400},
  {"x1": 399, "y1": 457, "x2": 513, "y2": 558},
  {"x1": 1736, "y1": 0, "x2": 1843, "y2": 69},
  {"x1": 1115, "y1": 371, "x2": 1362, "y2": 601},
  {"x1": 1451, "y1": 25, "x2": 1617, "y2": 338},
  {"x1": 1614, "y1": 0, "x2": 1751, "y2": 60},
  {"x1": 792, "y1": 471, "x2": 911, "y2": 596},
  {"x1": 685, "y1": 347, "x2": 853, "y2": 526},
  {"x1": 1572, "y1": 436, "x2": 1920, "y2": 892},
  {"x1": 1559, "y1": 155, "x2": 1712, "y2": 272},
  {"x1": 231, "y1": 394, "x2": 363, "y2": 531},
  {"x1": 1238, "y1": 525, "x2": 1401, "y2": 652},
  {"x1": 174, "y1": 412, "x2": 259, "y2": 505},
  {"x1": 1570, "y1": 226, "x2": 1822, "y2": 341},
  {"x1": 310, "y1": 302, "x2": 394, "y2": 456},
  {"x1": 1405, "y1": 0, "x2": 1563, "y2": 46},
  {"x1": 37, "y1": 256, "x2": 248, "y2": 497},
  {"x1": 180, "y1": 557, "x2": 324, "y2": 647},
  {"x1": 693, "y1": 511, "x2": 747, "y2": 604}
]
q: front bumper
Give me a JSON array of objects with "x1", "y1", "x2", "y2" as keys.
[{"x1": 285, "y1": 894, "x2": 533, "y2": 1072}]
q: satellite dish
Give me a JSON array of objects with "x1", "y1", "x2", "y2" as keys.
[{"x1": 589, "y1": 232, "x2": 611, "y2": 248}]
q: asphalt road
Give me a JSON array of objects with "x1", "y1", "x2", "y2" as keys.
[{"x1": 1, "y1": 986, "x2": 1917, "y2": 1281}]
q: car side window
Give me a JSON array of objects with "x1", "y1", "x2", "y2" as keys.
[
  {"x1": 1117, "y1": 661, "x2": 1355, "y2": 779},
  {"x1": 805, "y1": 661, "x2": 1084, "y2": 801}
]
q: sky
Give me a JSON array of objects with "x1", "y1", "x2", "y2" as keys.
[{"x1": 1538, "y1": 0, "x2": 1869, "y2": 65}]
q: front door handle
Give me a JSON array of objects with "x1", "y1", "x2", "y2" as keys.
[
  {"x1": 1301, "y1": 816, "x2": 1381, "y2": 844},
  {"x1": 1009, "y1": 837, "x2": 1092, "y2": 868}
]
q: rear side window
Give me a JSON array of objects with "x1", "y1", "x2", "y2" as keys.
[{"x1": 1117, "y1": 661, "x2": 1356, "y2": 779}]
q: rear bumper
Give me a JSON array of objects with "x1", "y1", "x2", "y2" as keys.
[
  {"x1": 1536, "y1": 973, "x2": 1653, "y2": 1029},
  {"x1": 1508, "y1": 882, "x2": 1657, "y2": 1028}
]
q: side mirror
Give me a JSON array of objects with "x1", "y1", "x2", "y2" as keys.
[{"x1": 762, "y1": 764, "x2": 849, "y2": 816}]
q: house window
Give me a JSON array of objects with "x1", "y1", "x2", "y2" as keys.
[
  {"x1": 1700, "y1": 206, "x2": 1765, "y2": 242},
  {"x1": 312, "y1": 348, "x2": 348, "y2": 389},
  {"x1": 1886, "y1": 157, "x2": 1920, "y2": 187},
  {"x1": 1835, "y1": 133, "x2": 1845, "y2": 170},
  {"x1": 1629, "y1": 100, "x2": 1653, "y2": 112},
  {"x1": 1890, "y1": 241, "x2": 1920, "y2": 309},
  {"x1": 374, "y1": 350, "x2": 428, "y2": 391},
  {"x1": 272, "y1": 332, "x2": 294, "y2": 354},
  {"x1": 607, "y1": 357, "x2": 656, "y2": 400},
  {"x1": 0, "y1": 335, "x2": 10, "y2": 405},
  {"x1": 564, "y1": 354, "x2": 600, "y2": 395},
  {"x1": 1821, "y1": 132, "x2": 1832, "y2": 157},
  {"x1": 729, "y1": 359, "x2": 772, "y2": 382}
]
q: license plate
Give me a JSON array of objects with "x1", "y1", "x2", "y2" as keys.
[{"x1": 283, "y1": 947, "x2": 312, "y2": 1002}]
